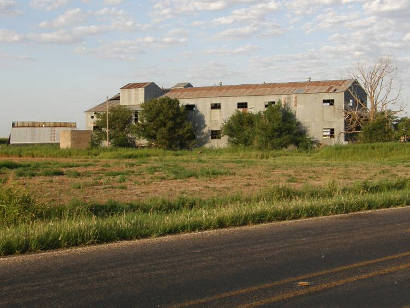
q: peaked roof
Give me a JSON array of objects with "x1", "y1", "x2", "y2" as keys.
[
  {"x1": 85, "y1": 94, "x2": 120, "y2": 113},
  {"x1": 172, "y1": 82, "x2": 193, "y2": 89},
  {"x1": 164, "y1": 79, "x2": 355, "y2": 99},
  {"x1": 120, "y1": 82, "x2": 152, "y2": 89}
]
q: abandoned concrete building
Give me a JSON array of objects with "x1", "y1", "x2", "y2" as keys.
[{"x1": 85, "y1": 79, "x2": 366, "y2": 147}]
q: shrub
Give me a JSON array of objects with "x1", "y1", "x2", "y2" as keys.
[
  {"x1": 222, "y1": 111, "x2": 258, "y2": 146},
  {"x1": 360, "y1": 112, "x2": 395, "y2": 143},
  {"x1": 395, "y1": 117, "x2": 410, "y2": 142},
  {"x1": 255, "y1": 103, "x2": 314, "y2": 150}
]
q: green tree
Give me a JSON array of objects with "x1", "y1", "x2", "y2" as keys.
[
  {"x1": 255, "y1": 103, "x2": 313, "y2": 150},
  {"x1": 137, "y1": 97, "x2": 196, "y2": 150},
  {"x1": 92, "y1": 105, "x2": 137, "y2": 147},
  {"x1": 395, "y1": 117, "x2": 410, "y2": 142},
  {"x1": 222, "y1": 110, "x2": 258, "y2": 146},
  {"x1": 359, "y1": 112, "x2": 395, "y2": 143}
]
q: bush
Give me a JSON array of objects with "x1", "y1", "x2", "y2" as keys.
[
  {"x1": 0, "y1": 138, "x2": 8, "y2": 145},
  {"x1": 255, "y1": 103, "x2": 313, "y2": 150},
  {"x1": 222, "y1": 111, "x2": 258, "y2": 146},
  {"x1": 395, "y1": 117, "x2": 410, "y2": 142},
  {"x1": 0, "y1": 187, "x2": 45, "y2": 227},
  {"x1": 360, "y1": 112, "x2": 395, "y2": 143},
  {"x1": 223, "y1": 103, "x2": 314, "y2": 150},
  {"x1": 137, "y1": 97, "x2": 196, "y2": 150},
  {"x1": 92, "y1": 105, "x2": 137, "y2": 147}
]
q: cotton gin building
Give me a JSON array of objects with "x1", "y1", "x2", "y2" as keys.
[
  {"x1": 85, "y1": 79, "x2": 367, "y2": 148},
  {"x1": 165, "y1": 79, "x2": 367, "y2": 147},
  {"x1": 9, "y1": 121, "x2": 77, "y2": 145}
]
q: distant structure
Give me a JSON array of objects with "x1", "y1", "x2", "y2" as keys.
[
  {"x1": 60, "y1": 130, "x2": 92, "y2": 150},
  {"x1": 10, "y1": 121, "x2": 77, "y2": 145},
  {"x1": 85, "y1": 82, "x2": 163, "y2": 132},
  {"x1": 172, "y1": 82, "x2": 193, "y2": 89},
  {"x1": 85, "y1": 79, "x2": 367, "y2": 147}
]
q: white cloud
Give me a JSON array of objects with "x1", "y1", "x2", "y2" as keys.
[
  {"x1": 152, "y1": 0, "x2": 258, "y2": 20},
  {"x1": 27, "y1": 30, "x2": 79, "y2": 43},
  {"x1": 0, "y1": 29, "x2": 22, "y2": 42},
  {"x1": 217, "y1": 25, "x2": 259, "y2": 38},
  {"x1": 206, "y1": 44, "x2": 259, "y2": 56},
  {"x1": 216, "y1": 21, "x2": 282, "y2": 39},
  {"x1": 363, "y1": 0, "x2": 410, "y2": 14},
  {"x1": 0, "y1": 0, "x2": 21, "y2": 16},
  {"x1": 213, "y1": 1, "x2": 280, "y2": 25},
  {"x1": 30, "y1": 0, "x2": 71, "y2": 11},
  {"x1": 39, "y1": 8, "x2": 86, "y2": 28},
  {"x1": 104, "y1": 0, "x2": 123, "y2": 5},
  {"x1": 95, "y1": 7, "x2": 150, "y2": 31},
  {"x1": 286, "y1": 0, "x2": 364, "y2": 15},
  {"x1": 76, "y1": 36, "x2": 188, "y2": 60}
]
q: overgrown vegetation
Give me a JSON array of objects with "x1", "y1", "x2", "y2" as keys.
[
  {"x1": 0, "y1": 178, "x2": 408, "y2": 255},
  {"x1": 222, "y1": 103, "x2": 315, "y2": 150},
  {"x1": 0, "y1": 138, "x2": 8, "y2": 145},
  {"x1": 0, "y1": 143, "x2": 408, "y2": 256},
  {"x1": 92, "y1": 105, "x2": 138, "y2": 147}
]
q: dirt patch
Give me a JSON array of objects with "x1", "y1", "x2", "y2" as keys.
[{"x1": 1, "y1": 156, "x2": 408, "y2": 205}]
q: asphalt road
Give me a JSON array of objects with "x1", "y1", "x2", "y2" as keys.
[{"x1": 1, "y1": 207, "x2": 410, "y2": 308}]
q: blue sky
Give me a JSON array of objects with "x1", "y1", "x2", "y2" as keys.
[{"x1": 0, "y1": 0, "x2": 409, "y2": 136}]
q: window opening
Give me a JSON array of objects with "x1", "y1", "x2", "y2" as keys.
[{"x1": 211, "y1": 130, "x2": 222, "y2": 139}]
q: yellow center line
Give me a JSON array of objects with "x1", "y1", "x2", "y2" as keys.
[
  {"x1": 240, "y1": 262, "x2": 410, "y2": 308},
  {"x1": 169, "y1": 251, "x2": 410, "y2": 308}
]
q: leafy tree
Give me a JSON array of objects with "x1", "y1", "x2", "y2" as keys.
[
  {"x1": 359, "y1": 112, "x2": 395, "y2": 143},
  {"x1": 222, "y1": 110, "x2": 258, "y2": 146},
  {"x1": 92, "y1": 105, "x2": 137, "y2": 147},
  {"x1": 395, "y1": 117, "x2": 410, "y2": 142},
  {"x1": 137, "y1": 97, "x2": 196, "y2": 150},
  {"x1": 255, "y1": 103, "x2": 313, "y2": 150}
]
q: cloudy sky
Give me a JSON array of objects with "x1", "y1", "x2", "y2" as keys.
[{"x1": 0, "y1": 0, "x2": 409, "y2": 136}]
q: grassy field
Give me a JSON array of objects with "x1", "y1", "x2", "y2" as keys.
[{"x1": 0, "y1": 143, "x2": 409, "y2": 256}]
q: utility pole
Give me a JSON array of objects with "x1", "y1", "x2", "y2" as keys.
[{"x1": 106, "y1": 96, "x2": 110, "y2": 147}]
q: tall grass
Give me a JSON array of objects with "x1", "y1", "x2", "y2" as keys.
[
  {"x1": 0, "y1": 178, "x2": 408, "y2": 255},
  {"x1": 1, "y1": 190, "x2": 408, "y2": 256},
  {"x1": 316, "y1": 142, "x2": 410, "y2": 162},
  {"x1": 0, "y1": 143, "x2": 408, "y2": 162}
]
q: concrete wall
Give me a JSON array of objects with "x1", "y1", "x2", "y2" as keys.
[
  {"x1": 60, "y1": 130, "x2": 92, "y2": 149},
  {"x1": 120, "y1": 87, "x2": 145, "y2": 106},
  {"x1": 295, "y1": 92, "x2": 345, "y2": 145},
  {"x1": 10, "y1": 127, "x2": 76, "y2": 144},
  {"x1": 144, "y1": 83, "x2": 163, "y2": 102},
  {"x1": 178, "y1": 94, "x2": 292, "y2": 148},
  {"x1": 120, "y1": 83, "x2": 163, "y2": 106},
  {"x1": 178, "y1": 92, "x2": 345, "y2": 147}
]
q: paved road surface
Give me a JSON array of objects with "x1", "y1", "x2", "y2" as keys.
[{"x1": 1, "y1": 207, "x2": 410, "y2": 307}]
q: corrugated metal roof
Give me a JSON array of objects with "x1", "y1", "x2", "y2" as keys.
[
  {"x1": 85, "y1": 101, "x2": 120, "y2": 113},
  {"x1": 120, "y1": 82, "x2": 152, "y2": 89},
  {"x1": 12, "y1": 122, "x2": 76, "y2": 128},
  {"x1": 85, "y1": 94, "x2": 120, "y2": 113},
  {"x1": 172, "y1": 82, "x2": 193, "y2": 89},
  {"x1": 164, "y1": 79, "x2": 355, "y2": 99}
]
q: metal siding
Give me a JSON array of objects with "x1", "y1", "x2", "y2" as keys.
[{"x1": 10, "y1": 127, "x2": 76, "y2": 144}]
